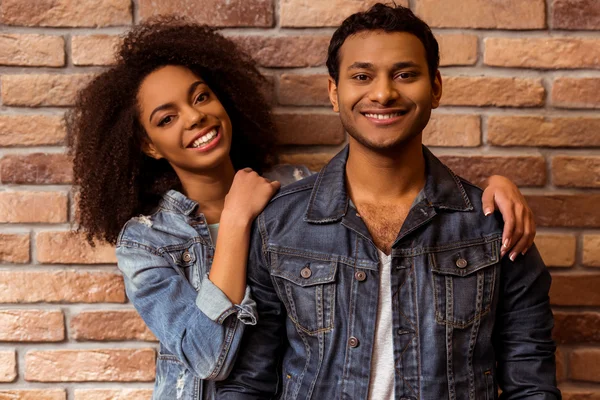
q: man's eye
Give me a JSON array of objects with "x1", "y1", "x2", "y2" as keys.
[
  {"x1": 353, "y1": 74, "x2": 369, "y2": 81},
  {"x1": 158, "y1": 116, "x2": 173, "y2": 126},
  {"x1": 397, "y1": 72, "x2": 415, "y2": 79}
]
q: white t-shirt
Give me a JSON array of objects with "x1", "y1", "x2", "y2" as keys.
[{"x1": 367, "y1": 250, "x2": 395, "y2": 399}]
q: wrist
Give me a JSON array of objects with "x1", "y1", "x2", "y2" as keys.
[{"x1": 219, "y1": 209, "x2": 254, "y2": 229}]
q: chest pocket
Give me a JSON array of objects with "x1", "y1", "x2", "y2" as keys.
[
  {"x1": 166, "y1": 244, "x2": 202, "y2": 290},
  {"x1": 270, "y1": 251, "x2": 337, "y2": 335},
  {"x1": 429, "y1": 240, "x2": 499, "y2": 329}
]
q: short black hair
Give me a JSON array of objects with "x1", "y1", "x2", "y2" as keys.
[{"x1": 326, "y1": 3, "x2": 440, "y2": 83}]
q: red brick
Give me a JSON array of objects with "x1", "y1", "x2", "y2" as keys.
[
  {"x1": 423, "y1": 114, "x2": 481, "y2": 147},
  {"x1": 488, "y1": 116, "x2": 600, "y2": 147},
  {"x1": 0, "y1": 0, "x2": 131, "y2": 27},
  {"x1": 25, "y1": 349, "x2": 155, "y2": 382},
  {"x1": 0, "y1": 115, "x2": 65, "y2": 147},
  {"x1": 37, "y1": 232, "x2": 116, "y2": 264},
  {"x1": 552, "y1": 78, "x2": 600, "y2": 109},
  {"x1": 556, "y1": 347, "x2": 566, "y2": 382},
  {"x1": 0, "y1": 310, "x2": 64, "y2": 342},
  {"x1": 278, "y1": 74, "x2": 329, "y2": 106},
  {"x1": 71, "y1": 35, "x2": 120, "y2": 66},
  {"x1": 274, "y1": 112, "x2": 345, "y2": 145},
  {"x1": 437, "y1": 34, "x2": 478, "y2": 66},
  {"x1": 561, "y1": 387, "x2": 600, "y2": 400},
  {"x1": 0, "y1": 34, "x2": 64, "y2": 67},
  {"x1": 0, "y1": 154, "x2": 72, "y2": 184},
  {"x1": 275, "y1": 152, "x2": 335, "y2": 173},
  {"x1": 0, "y1": 192, "x2": 67, "y2": 223},
  {"x1": 536, "y1": 234, "x2": 577, "y2": 267},
  {"x1": 140, "y1": 0, "x2": 273, "y2": 27},
  {"x1": 550, "y1": 274, "x2": 600, "y2": 306},
  {"x1": 232, "y1": 35, "x2": 330, "y2": 68},
  {"x1": 0, "y1": 351, "x2": 16, "y2": 382},
  {"x1": 552, "y1": 0, "x2": 600, "y2": 30},
  {"x1": 552, "y1": 156, "x2": 600, "y2": 188},
  {"x1": 71, "y1": 310, "x2": 156, "y2": 341},
  {"x1": 280, "y1": 0, "x2": 406, "y2": 27},
  {"x1": 554, "y1": 312, "x2": 600, "y2": 344},
  {"x1": 74, "y1": 389, "x2": 152, "y2": 400},
  {"x1": 415, "y1": 0, "x2": 546, "y2": 29},
  {"x1": 1, "y1": 74, "x2": 94, "y2": 107},
  {"x1": 526, "y1": 194, "x2": 600, "y2": 228},
  {"x1": 0, "y1": 390, "x2": 66, "y2": 400},
  {"x1": 439, "y1": 155, "x2": 546, "y2": 187},
  {"x1": 441, "y1": 76, "x2": 545, "y2": 107},
  {"x1": 570, "y1": 348, "x2": 600, "y2": 383},
  {"x1": 485, "y1": 38, "x2": 600, "y2": 69},
  {"x1": 583, "y1": 235, "x2": 600, "y2": 267},
  {"x1": 0, "y1": 270, "x2": 125, "y2": 303},
  {"x1": 0, "y1": 234, "x2": 29, "y2": 264}
]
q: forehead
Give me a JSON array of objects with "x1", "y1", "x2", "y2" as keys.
[
  {"x1": 138, "y1": 65, "x2": 203, "y2": 109},
  {"x1": 338, "y1": 30, "x2": 427, "y2": 68}
]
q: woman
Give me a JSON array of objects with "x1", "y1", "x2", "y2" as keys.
[{"x1": 67, "y1": 18, "x2": 536, "y2": 400}]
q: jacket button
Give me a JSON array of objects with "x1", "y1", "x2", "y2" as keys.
[
  {"x1": 354, "y1": 271, "x2": 366, "y2": 282},
  {"x1": 182, "y1": 251, "x2": 192, "y2": 263},
  {"x1": 300, "y1": 266, "x2": 312, "y2": 279},
  {"x1": 456, "y1": 258, "x2": 468, "y2": 268},
  {"x1": 348, "y1": 336, "x2": 359, "y2": 348}
]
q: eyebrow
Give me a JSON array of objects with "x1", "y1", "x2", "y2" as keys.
[
  {"x1": 148, "y1": 80, "x2": 205, "y2": 123},
  {"x1": 347, "y1": 61, "x2": 421, "y2": 71}
]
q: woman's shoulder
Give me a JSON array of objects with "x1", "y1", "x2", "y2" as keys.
[{"x1": 264, "y1": 164, "x2": 314, "y2": 186}]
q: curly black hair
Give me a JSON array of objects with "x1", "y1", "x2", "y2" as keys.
[
  {"x1": 67, "y1": 17, "x2": 278, "y2": 245},
  {"x1": 326, "y1": 3, "x2": 439, "y2": 84}
]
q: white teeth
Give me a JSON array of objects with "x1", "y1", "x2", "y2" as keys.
[
  {"x1": 191, "y1": 129, "x2": 217, "y2": 148},
  {"x1": 364, "y1": 112, "x2": 403, "y2": 120}
]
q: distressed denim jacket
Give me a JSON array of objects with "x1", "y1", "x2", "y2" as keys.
[
  {"x1": 116, "y1": 165, "x2": 310, "y2": 400},
  {"x1": 217, "y1": 146, "x2": 560, "y2": 400}
]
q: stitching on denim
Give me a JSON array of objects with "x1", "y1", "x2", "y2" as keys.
[
  {"x1": 116, "y1": 240, "x2": 161, "y2": 256},
  {"x1": 445, "y1": 275, "x2": 456, "y2": 400},
  {"x1": 293, "y1": 316, "x2": 311, "y2": 400},
  {"x1": 467, "y1": 270, "x2": 484, "y2": 400},
  {"x1": 267, "y1": 245, "x2": 377, "y2": 269},
  {"x1": 340, "y1": 235, "x2": 360, "y2": 399},
  {"x1": 206, "y1": 316, "x2": 237, "y2": 380}
]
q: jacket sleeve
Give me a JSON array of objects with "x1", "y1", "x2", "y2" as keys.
[
  {"x1": 494, "y1": 244, "x2": 561, "y2": 399},
  {"x1": 216, "y1": 215, "x2": 286, "y2": 399},
  {"x1": 116, "y1": 242, "x2": 257, "y2": 381}
]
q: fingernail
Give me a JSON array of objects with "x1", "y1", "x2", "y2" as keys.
[
  {"x1": 509, "y1": 253, "x2": 516, "y2": 262},
  {"x1": 484, "y1": 209, "x2": 492, "y2": 216},
  {"x1": 503, "y1": 238, "x2": 510, "y2": 249},
  {"x1": 500, "y1": 249, "x2": 506, "y2": 258},
  {"x1": 521, "y1": 247, "x2": 529, "y2": 256}
]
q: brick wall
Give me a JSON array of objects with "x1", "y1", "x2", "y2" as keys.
[{"x1": 0, "y1": 0, "x2": 598, "y2": 398}]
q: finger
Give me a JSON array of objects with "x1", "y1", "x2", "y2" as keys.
[
  {"x1": 508, "y1": 211, "x2": 531, "y2": 262},
  {"x1": 506, "y1": 203, "x2": 525, "y2": 252},
  {"x1": 481, "y1": 187, "x2": 495, "y2": 217},
  {"x1": 501, "y1": 213, "x2": 515, "y2": 258},
  {"x1": 241, "y1": 167, "x2": 253, "y2": 173},
  {"x1": 270, "y1": 180, "x2": 281, "y2": 191},
  {"x1": 522, "y1": 212, "x2": 536, "y2": 255}
]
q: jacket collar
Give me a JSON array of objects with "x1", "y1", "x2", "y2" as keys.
[
  {"x1": 159, "y1": 190, "x2": 199, "y2": 216},
  {"x1": 304, "y1": 145, "x2": 472, "y2": 223}
]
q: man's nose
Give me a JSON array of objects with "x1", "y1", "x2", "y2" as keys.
[{"x1": 368, "y1": 78, "x2": 399, "y2": 105}]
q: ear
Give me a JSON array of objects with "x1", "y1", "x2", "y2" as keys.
[
  {"x1": 431, "y1": 70, "x2": 443, "y2": 109},
  {"x1": 142, "y1": 140, "x2": 163, "y2": 160},
  {"x1": 328, "y1": 77, "x2": 340, "y2": 113}
]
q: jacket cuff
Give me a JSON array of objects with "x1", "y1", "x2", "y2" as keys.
[{"x1": 196, "y1": 274, "x2": 258, "y2": 325}]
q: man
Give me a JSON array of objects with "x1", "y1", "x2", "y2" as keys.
[{"x1": 217, "y1": 4, "x2": 559, "y2": 399}]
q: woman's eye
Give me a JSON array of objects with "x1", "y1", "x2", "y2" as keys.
[
  {"x1": 195, "y1": 93, "x2": 209, "y2": 103},
  {"x1": 158, "y1": 116, "x2": 173, "y2": 127}
]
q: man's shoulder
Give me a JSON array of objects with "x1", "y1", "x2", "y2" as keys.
[{"x1": 261, "y1": 173, "x2": 318, "y2": 216}]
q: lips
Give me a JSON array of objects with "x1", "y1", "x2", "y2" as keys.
[
  {"x1": 361, "y1": 109, "x2": 408, "y2": 125},
  {"x1": 187, "y1": 126, "x2": 219, "y2": 148},
  {"x1": 363, "y1": 111, "x2": 407, "y2": 120}
]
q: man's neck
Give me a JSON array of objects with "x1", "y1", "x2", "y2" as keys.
[{"x1": 345, "y1": 137, "x2": 426, "y2": 204}]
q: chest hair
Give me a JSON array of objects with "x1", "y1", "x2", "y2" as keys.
[{"x1": 354, "y1": 201, "x2": 412, "y2": 255}]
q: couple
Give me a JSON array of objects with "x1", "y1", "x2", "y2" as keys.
[{"x1": 69, "y1": 3, "x2": 559, "y2": 400}]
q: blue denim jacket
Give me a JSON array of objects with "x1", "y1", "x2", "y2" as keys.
[
  {"x1": 217, "y1": 146, "x2": 560, "y2": 400},
  {"x1": 116, "y1": 165, "x2": 310, "y2": 400}
]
